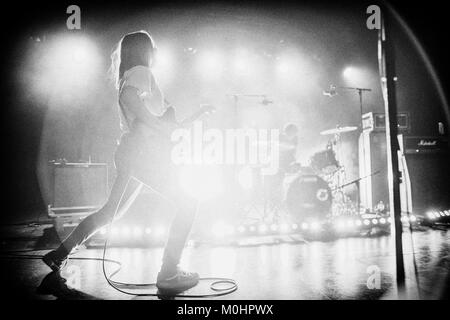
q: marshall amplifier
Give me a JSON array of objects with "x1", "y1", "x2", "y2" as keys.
[{"x1": 398, "y1": 135, "x2": 450, "y2": 216}]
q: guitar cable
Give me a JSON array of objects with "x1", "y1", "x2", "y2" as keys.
[{"x1": 100, "y1": 178, "x2": 237, "y2": 298}]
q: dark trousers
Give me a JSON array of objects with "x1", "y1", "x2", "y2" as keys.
[{"x1": 59, "y1": 131, "x2": 198, "y2": 275}]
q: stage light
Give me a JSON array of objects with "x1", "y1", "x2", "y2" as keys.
[
  {"x1": 144, "y1": 227, "x2": 152, "y2": 235},
  {"x1": 301, "y1": 223, "x2": 308, "y2": 230},
  {"x1": 292, "y1": 223, "x2": 299, "y2": 230},
  {"x1": 121, "y1": 226, "x2": 131, "y2": 237},
  {"x1": 372, "y1": 219, "x2": 378, "y2": 225},
  {"x1": 363, "y1": 219, "x2": 370, "y2": 226},
  {"x1": 347, "y1": 220, "x2": 355, "y2": 228},
  {"x1": 258, "y1": 224, "x2": 268, "y2": 234},
  {"x1": 37, "y1": 34, "x2": 101, "y2": 94},
  {"x1": 379, "y1": 218, "x2": 386, "y2": 224},
  {"x1": 409, "y1": 215, "x2": 417, "y2": 222},
  {"x1": 279, "y1": 223, "x2": 290, "y2": 233},
  {"x1": 237, "y1": 225, "x2": 246, "y2": 233},
  {"x1": 133, "y1": 226, "x2": 142, "y2": 237},
  {"x1": 355, "y1": 220, "x2": 362, "y2": 226},
  {"x1": 232, "y1": 48, "x2": 255, "y2": 76},
  {"x1": 197, "y1": 49, "x2": 224, "y2": 79},
  {"x1": 153, "y1": 226, "x2": 165, "y2": 239},
  {"x1": 445, "y1": 210, "x2": 450, "y2": 216},
  {"x1": 100, "y1": 227, "x2": 107, "y2": 235},
  {"x1": 270, "y1": 224, "x2": 278, "y2": 232},
  {"x1": 310, "y1": 221, "x2": 320, "y2": 232},
  {"x1": 249, "y1": 225, "x2": 256, "y2": 232},
  {"x1": 440, "y1": 211, "x2": 445, "y2": 217},
  {"x1": 401, "y1": 216, "x2": 409, "y2": 223},
  {"x1": 153, "y1": 45, "x2": 175, "y2": 82},
  {"x1": 336, "y1": 221, "x2": 346, "y2": 231},
  {"x1": 342, "y1": 66, "x2": 369, "y2": 87}
]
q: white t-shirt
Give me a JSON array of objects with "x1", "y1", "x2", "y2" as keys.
[{"x1": 118, "y1": 65, "x2": 164, "y2": 132}]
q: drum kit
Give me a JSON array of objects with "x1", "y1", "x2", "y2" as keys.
[{"x1": 240, "y1": 124, "x2": 359, "y2": 224}]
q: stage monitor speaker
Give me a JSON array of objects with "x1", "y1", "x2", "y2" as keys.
[{"x1": 398, "y1": 135, "x2": 450, "y2": 216}]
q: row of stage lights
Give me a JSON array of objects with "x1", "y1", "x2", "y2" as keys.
[
  {"x1": 93, "y1": 214, "x2": 420, "y2": 244},
  {"x1": 426, "y1": 210, "x2": 450, "y2": 220}
]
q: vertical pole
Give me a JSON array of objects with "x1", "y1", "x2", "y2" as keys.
[{"x1": 378, "y1": 7, "x2": 406, "y2": 290}]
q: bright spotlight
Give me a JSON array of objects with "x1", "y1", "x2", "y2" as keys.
[
  {"x1": 144, "y1": 227, "x2": 152, "y2": 235},
  {"x1": 380, "y1": 218, "x2": 386, "y2": 224},
  {"x1": 301, "y1": 223, "x2": 308, "y2": 230},
  {"x1": 99, "y1": 227, "x2": 107, "y2": 235},
  {"x1": 372, "y1": 219, "x2": 378, "y2": 225},
  {"x1": 343, "y1": 66, "x2": 358, "y2": 79},
  {"x1": 363, "y1": 219, "x2": 370, "y2": 226},
  {"x1": 237, "y1": 225, "x2": 246, "y2": 233},
  {"x1": 38, "y1": 34, "x2": 101, "y2": 93},
  {"x1": 258, "y1": 224, "x2": 268, "y2": 234},
  {"x1": 279, "y1": 223, "x2": 289, "y2": 233},
  {"x1": 270, "y1": 224, "x2": 278, "y2": 232},
  {"x1": 232, "y1": 48, "x2": 255, "y2": 76},
  {"x1": 153, "y1": 45, "x2": 174, "y2": 82},
  {"x1": 197, "y1": 50, "x2": 224, "y2": 79},
  {"x1": 133, "y1": 226, "x2": 142, "y2": 237},
  {"x1": 153, "y1": 226, "x2": 165, "y2": 239},
  {"x1": 409, "y1": 215, "x2": 417, "y2": 222},
  {"x1": 336, "y1": 221, "x2": 346, "y2": 231},
  {"x1": 310, "y1": 221, "x2": 320, "y2": 231},
  {"x1": 355, "y1": 220, "x2": 362, "y2": 226},
  {"x1": 342, "y1": 66, "x2": 368, "y2": 86}
]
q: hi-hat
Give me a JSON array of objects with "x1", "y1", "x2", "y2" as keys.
[{"x1": 320, "y1": 126, "x2": 358, "y2": 135}]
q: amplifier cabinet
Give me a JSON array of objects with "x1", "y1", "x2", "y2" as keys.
[
  {"x1": 398, "y1": 135, "x2": 450, "y2": 215},
  {"x1": 47, "y1": 162, "x2": 109, "y2": 231}
]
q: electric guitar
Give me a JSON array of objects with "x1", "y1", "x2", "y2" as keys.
[{"x1": 159, "y1": 103, "x2": 216, "y2": 128}]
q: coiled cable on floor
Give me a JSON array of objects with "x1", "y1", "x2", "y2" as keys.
[{"x1": 101, "y1": 177, "x2": 237, "y2": 298}]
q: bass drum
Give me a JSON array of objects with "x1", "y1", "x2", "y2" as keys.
[{"x1": 285, "y1": 174, "x2": 332, "y2": 220}]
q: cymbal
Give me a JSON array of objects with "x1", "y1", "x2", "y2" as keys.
[{"x1": 320, "y1": 126, "x2": 358, "y2": 136}]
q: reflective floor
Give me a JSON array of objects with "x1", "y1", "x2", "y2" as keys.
[{"x1": 1, "y1": 227, "x2": 449, "y2": 299}]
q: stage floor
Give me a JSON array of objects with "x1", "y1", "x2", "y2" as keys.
[{"x1": 1, "y1": 225, "x2": 449, "y2": 300}]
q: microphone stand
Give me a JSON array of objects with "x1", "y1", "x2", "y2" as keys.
[
  {"x1": 335, "y1": 86, "x2": 372, "y2": 131},
  {"x1": 329, "y1": 85, "x2": 372, "y2": 214},
  {"x1": 227, "y1": 93, "x2": 272, "y2": 219}
]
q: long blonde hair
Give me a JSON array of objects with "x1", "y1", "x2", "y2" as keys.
[{"x1": 109, "y1": 30, "x2": 156, "y2": 89}]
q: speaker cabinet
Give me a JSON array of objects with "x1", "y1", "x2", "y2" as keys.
[
  {"x1": 358, "y1": 130, "x2": 389, "y2": 210},
  {"x1": 50, "y1": 162, "x2": 108, "y2": 209},
  {"x1": 398, "y1": 135, "x2": 450, "y2": 215}
]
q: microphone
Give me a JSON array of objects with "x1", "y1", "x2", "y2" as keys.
[{"x1": 323, "y1": 85, "x2": 337, "y2": 97}]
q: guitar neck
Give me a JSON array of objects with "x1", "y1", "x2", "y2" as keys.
[{"x1": 180, "y1": 109, "x2": 206, "y2": 126}]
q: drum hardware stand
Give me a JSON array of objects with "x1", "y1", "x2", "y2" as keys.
[{"x1": 333, "y1": 170, "x2": 381, "y2": 215}]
